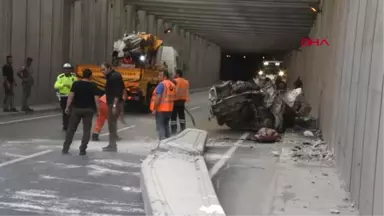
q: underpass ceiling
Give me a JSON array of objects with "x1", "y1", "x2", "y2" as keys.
[{"x1": 127, "y1": 0, "x2": 320, "y2": 53}]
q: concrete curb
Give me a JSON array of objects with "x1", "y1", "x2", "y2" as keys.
[
  {"x1": 140, "y1": 128, "x2": 226, "y2": 216},
  {"x1": 0, "y1": 105, "x2": 61, "y2": 120}
]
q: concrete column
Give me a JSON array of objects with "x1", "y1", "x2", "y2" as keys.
[
  {"x1": 147, "y1": 14, "x2": 156, "y2": 34},
  {"x1": 124, "y1": 5, "x2": 135, "y2": 33},
  {"x1": 183, "y1": 31, "x2": 191, "y2": 76},
  {"x1": 179, "y1": 28, "x2": 186, "y2": 66},
  {"x1": 156, "y1": 18, "x2": 164, "y2": 38},
  {"x1": 347, "y1": 0, "x2": 367, "y2": 205},
  {"x1": 163, "y1": 22, "x2": 172, "y2": 46},
  {"x1": 137, "y1": 10, "x2": 147, "y2": 33}
]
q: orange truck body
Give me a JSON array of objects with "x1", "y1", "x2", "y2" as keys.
[{"x1": 75, "y1": 64, "x2": 159, "y2": 110}]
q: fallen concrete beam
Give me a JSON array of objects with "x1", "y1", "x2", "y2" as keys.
[
  {"x1": 141, "y1": 152, "x2": 225, "y2": 216},
  {"x1": 157, "y1": 128, "x2": 208, "y2": 155},
  {"x1": 141, "y1": 128, "x2": 225, "y2": 216}
]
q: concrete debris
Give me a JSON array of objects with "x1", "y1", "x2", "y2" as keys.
[
  {"x1": 303, "y1": 130, "x2": 314, "y2": 137},
  {"x1": 330, "y1": 209, "x2": 341, "y2": 214},
  {"x1": 140, "y1": 128, "x2": 225, "y2": 216},
  {"x1": 290, "y1": 139, "x2": 334, "y2": 161}
]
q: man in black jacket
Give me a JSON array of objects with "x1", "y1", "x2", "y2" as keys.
[
  {"x1": 62, "y1": 69, "x2": 100, "y2": 155},
  {"x1": 2, "y1": 55, "x2": 17, "y2": 112},
  {"x1": 101, "y1": 62, "x2": 125, "y2": 152}
]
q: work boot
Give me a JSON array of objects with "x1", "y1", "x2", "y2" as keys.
[
  {"x1": 3, "y1": 108, "x2": 10, "y2": 112},
  {"x1": 79, "y1": 150, "x2": 86, "y2": 156},
  {"x1": 171, "y1": 125, "x2": 178, "y2": 135},
  {"x1": 61, "y1": 149, "x2": 69, "y2": 155},
  {"x1": 92, "y1": 133, "x2": 100, "y2": 141},
  {"x1": 102, "y1": 145, "x2": 117, "y2": 152},
  {"x1": 180, "y1": 123, "x2": 186, "y2": 131}
]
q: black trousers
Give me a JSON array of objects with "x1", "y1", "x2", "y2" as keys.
[
  {"x1": 60, "y1": 97, "x2": 69, "y2": 129},
  {"x1": 170, "y1": 100, "x2": 186, "y2": 133},
  {"x1": 3, "y1": 83, "x2": 14, "y2": 109},
  {"x1": 63, "y1": 108, "x2": 94, "y2": 152},
  {"x1": 107, "y1": 104, "x2": 121, "y2": 147}
]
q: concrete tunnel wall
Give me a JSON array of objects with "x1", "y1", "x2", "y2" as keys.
[
  {"x1": 0, "y1": 0, "x2": 221, "y2": 107},
  {"x1": 284, "y1": 0, "x2": 383, "y2": 215}
]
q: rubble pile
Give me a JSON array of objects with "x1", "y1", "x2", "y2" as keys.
[
  {"x1": 208, "y1": 77, "x2": 312, "y2": 134},
  {"x1": 290, "y1": 139, "x2": 334, "y2": 161}
]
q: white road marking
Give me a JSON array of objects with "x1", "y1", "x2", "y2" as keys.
[
  {"x1": 99, "y1": 125, "x2": 136, "y2": 137},
  {"x1": 208, "y1": 133, "x2": 249, "y2": 178},
  {"x1": 3, "y1": 152, "x2": 26, "y2": 157},
  {"x1": 188, "y1": 106, "x2": 201, "y2": 111},
  {"x1": 0, "y1": 113, "x2": 60, "y2": 125},
  {"x1": 40, "y1": 175, "x2": 141, "y2": 192},
  {"x1": 0, "y1": 150, "x2": 53, "y2": 168}
]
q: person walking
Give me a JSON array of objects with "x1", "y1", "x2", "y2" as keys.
[
  {"x1": 17, "y1": 57, "x2": 34, "y2": 112},
  {"x1": 150, "y1": 71, "x2": 176, "y2": 140},
  {"x1": 62, "y1": 69, "x2": 100, "y2": 155},
  {"x1": 170, "y1": 69, "x2": 190, "y2": 134},
  {"x1": 2, "y1": 55, "x2": 18, "y2": 112},
  {"x1": 92, "y1": 91, "x2": 127, "y2": 141},
  {"x1": 54, "y1": 63, "x2": 77, "y2": 131},
  {"x1": 101, "y1": 62, "x2": 125, "y2": 152}
]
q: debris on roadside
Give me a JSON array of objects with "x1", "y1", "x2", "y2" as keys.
[
  {"x1": 290, "y1": 139, "x2": 334, "y2": 162},
  {"x1": 330, "y1": 209, "x2": 341, "y2": 214},
  {"x1": 271, "y1": 151, "x2": 280, "y2": 157}
]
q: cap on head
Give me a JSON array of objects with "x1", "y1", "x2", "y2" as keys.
[{"x1": 63, "y1": 63, "x2": 73, "y2": 69}]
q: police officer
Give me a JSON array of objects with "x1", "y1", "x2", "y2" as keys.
[
  {"x1": 54, "y1": 63, "x2": 77, "y2": 131},
  {"x1": 170, "y1": 69, "x2": 190, "y2": 134}
]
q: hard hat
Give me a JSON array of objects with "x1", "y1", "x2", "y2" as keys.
[{"x1": 63, "y1": 63, "x2": 72, "y2": 69}]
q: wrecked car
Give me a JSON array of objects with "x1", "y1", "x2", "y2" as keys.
[{"x1": 208, "y1": 78, "x2": 311, "y2": 132}]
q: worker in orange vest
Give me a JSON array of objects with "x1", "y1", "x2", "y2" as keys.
[
  {"x1": 170, "y1": 69, "x2": 190, "y2": 134},
  {"x1": 92, "y1": 91, "x2": 127, "y2": 141},
  {"x1": 150, "y1": 70, "x2": 176, "y2": 140}
]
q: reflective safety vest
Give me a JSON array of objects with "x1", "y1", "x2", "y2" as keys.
[
  {"x1": 54, "y1": 72, "x2": 77, "y2": 96},
  {"x1": 174, "y1": 77, "x2": 190, "y2": 102},
  {"x1": 150, "y1": 80, "x2": 176, "y2": 112},
  {"x1": 100, "y1": 95, "x2": 107, "y2": 104}
]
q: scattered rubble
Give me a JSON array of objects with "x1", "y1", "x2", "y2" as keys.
[
  {"x1": 330, "y1": 209, "x2": 341, "y2": 214},
  {"x1": 290, "y1": 139, "x2": 334, "y2": 161}
]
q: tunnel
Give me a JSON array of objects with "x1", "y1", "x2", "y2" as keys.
[{"x1": 0, "y1": 0, "x2": 382, "y2": 215}]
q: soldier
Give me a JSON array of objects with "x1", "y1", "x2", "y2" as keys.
[{"x1": 54, "y1": 63, "x2": 77, "y2": 131}]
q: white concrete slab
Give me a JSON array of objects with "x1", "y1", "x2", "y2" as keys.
[
  {"x1": 141, "y1": 152, "x2": 225, "y2": 216},
  {"x1": 158, "y1": 128, "x2": 208, "y2": 155}
]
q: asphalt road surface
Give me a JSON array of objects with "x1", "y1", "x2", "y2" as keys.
[{"x1": 0, "y1": 91, "x2": 261, "y2": 215}]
